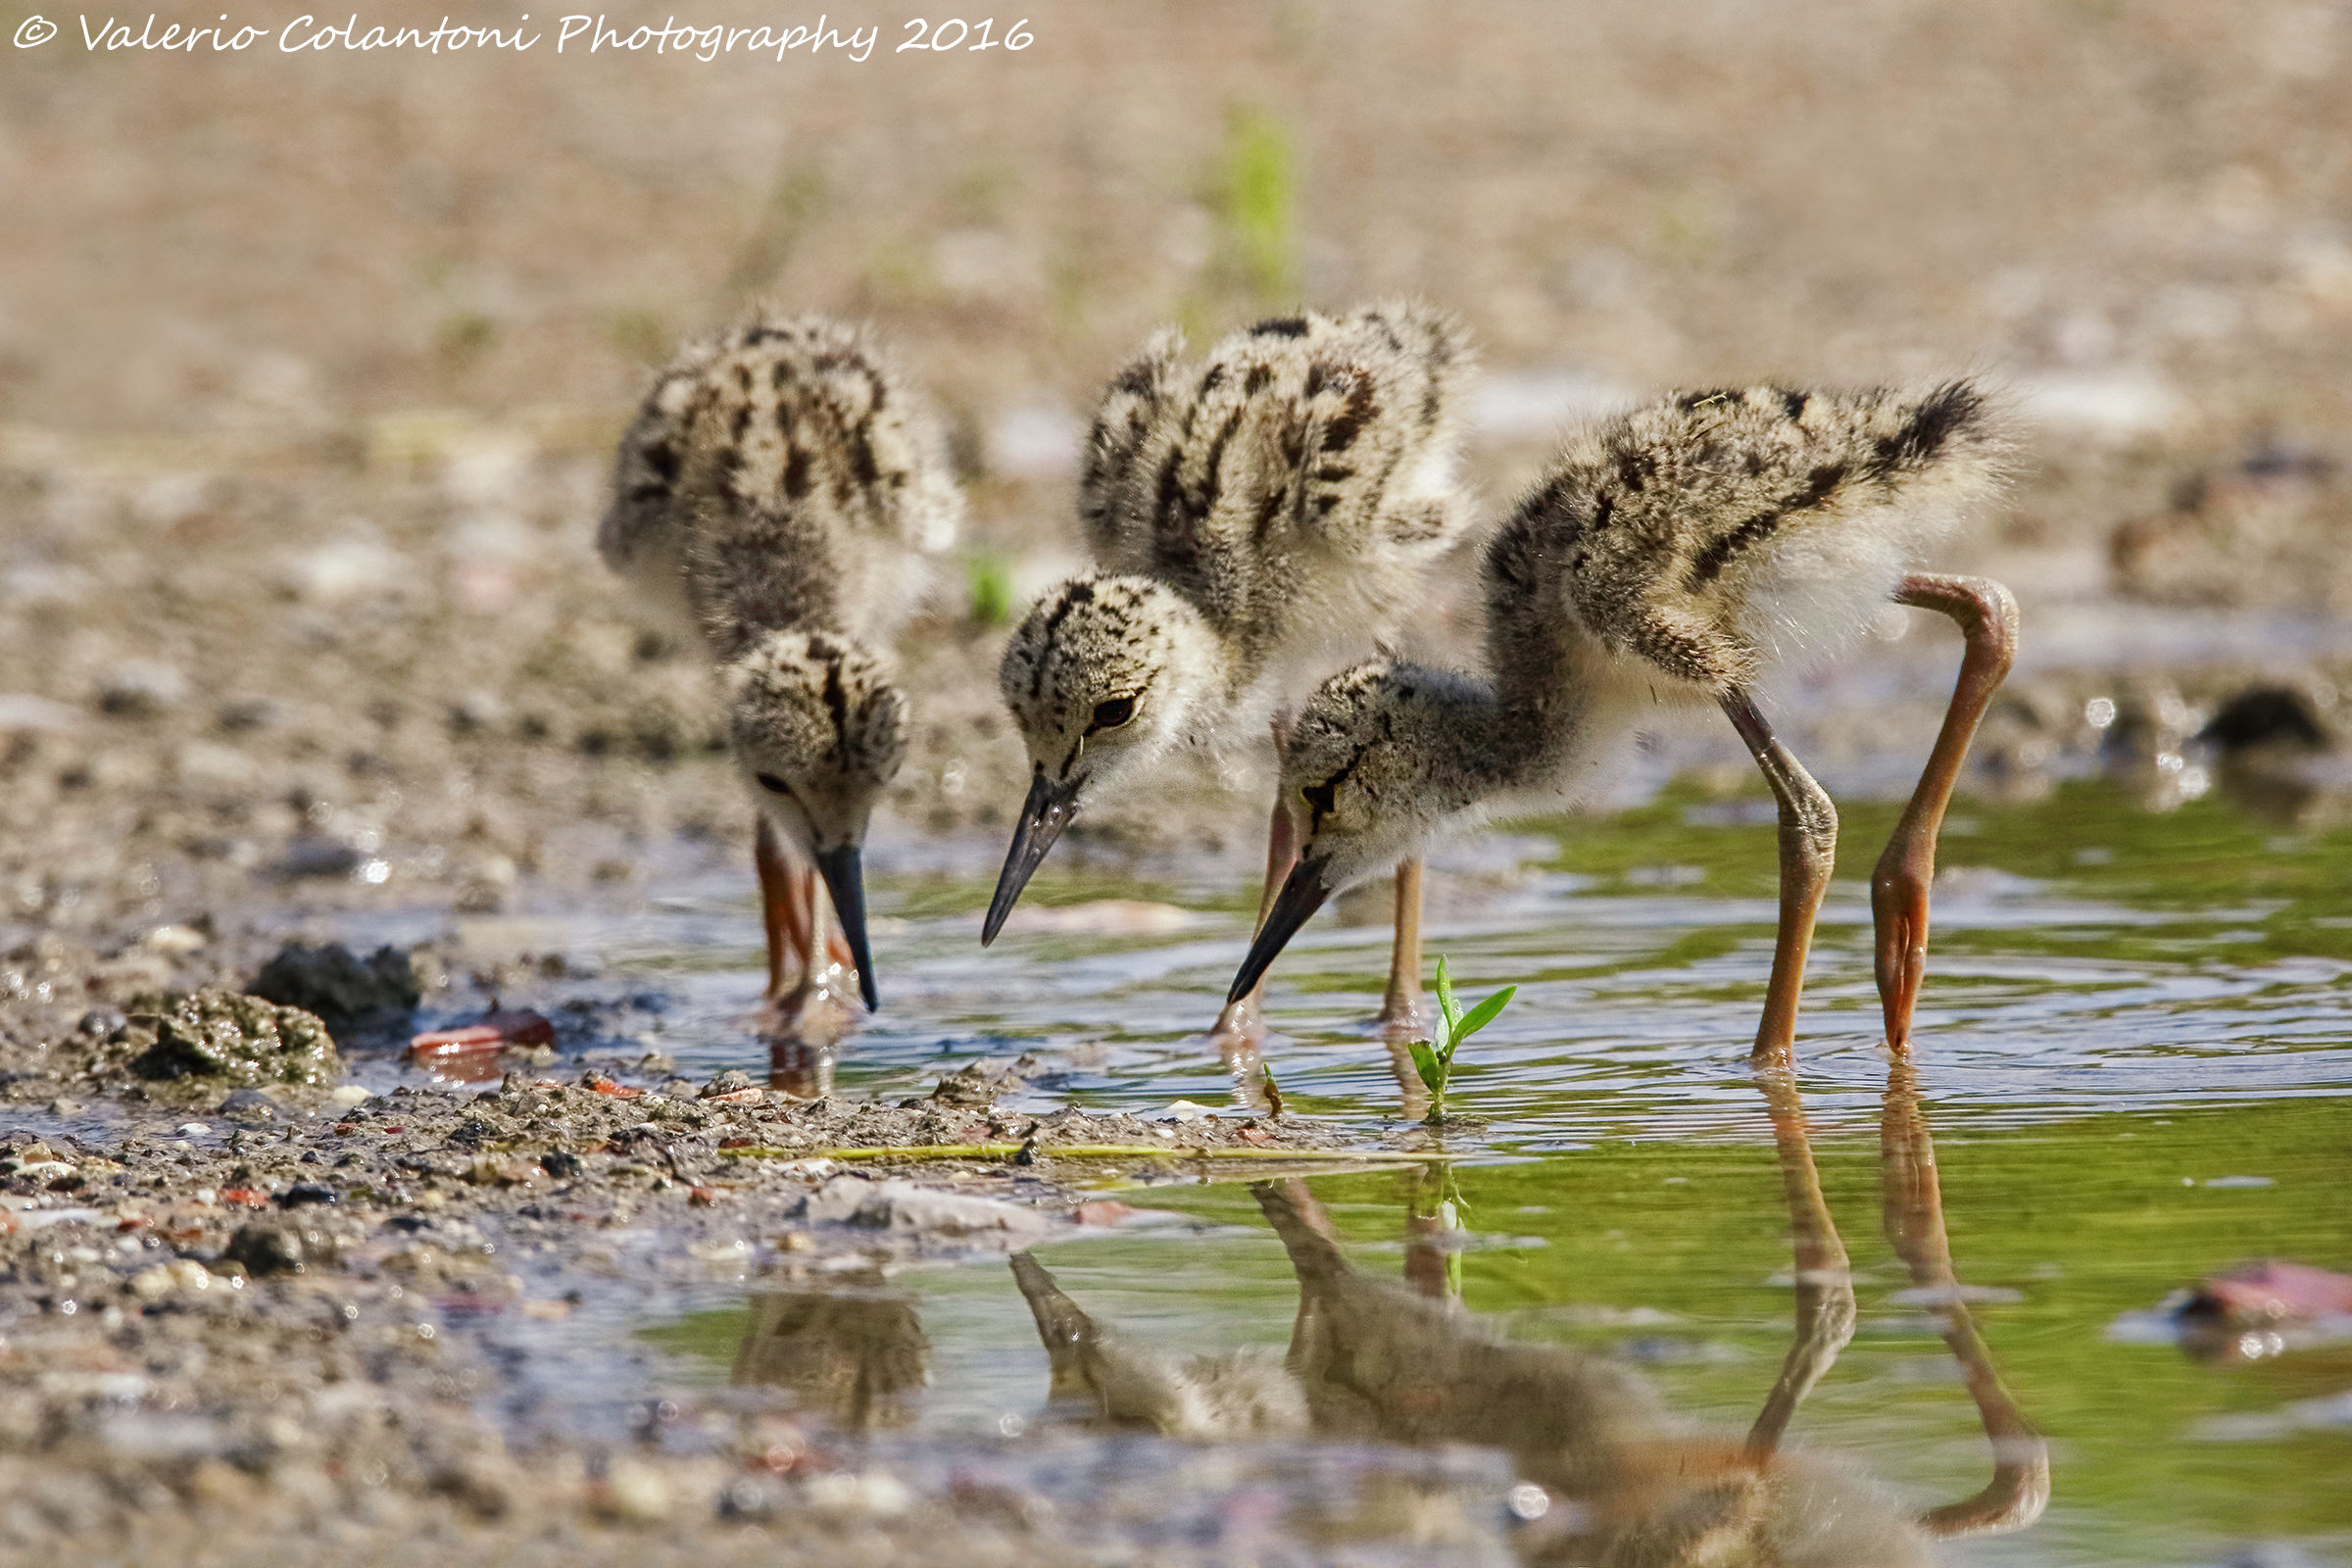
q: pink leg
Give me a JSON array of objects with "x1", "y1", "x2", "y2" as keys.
[
  {"x1": 1375, "y1": 858, "x2": 1425, "y2": 1043},
  {"x1": 1209, "y1": 714, "x2": 1299, "y2": 1060},
  {"x1": 756, "y1": 818, "x2": 858, "y2": 1049},
  {"x1": 1874, "y1": 575, "x2": 2019, "y2": 1054},
  {"x1": 756, "y1": 816, "x2": 811, "y2": 1003},
  {"x1": 1721, "y1": 690, "x2": 1839, "y2": 1069}
]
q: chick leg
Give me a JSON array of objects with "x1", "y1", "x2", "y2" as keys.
[
  {"x1": 1376, "y1": 858, "x2": 1425, "y2": 1042},
  {"x1": 758, "y1": 818, "x2": 858, "y2": 1055},
  {"x1": 1873, "y1": 575, "x2": 2020, "y2": 1054},
  {"x1": 1721, "y1": 690, "x2": 1839, "y2": 1070},
  {"x1": 756, "y1": 815, "x2": 813, "y2": 1003},
  {"x1": 1209, "y1": 713, "x2": 1299, "y2": 1059},
  {"x1": 1208, "y1": 778, "x2": 1298, "y2": 1058},
  {"x1": 1885, "y1": 1063, "x2": 2049, "y2": 1538},
  {"x1": 1743, "y1": 1071, "x2": 1855, "y2": 1460}
]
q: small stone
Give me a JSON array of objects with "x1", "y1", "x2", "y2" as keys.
[
  {"x1": 540, "y1": 1150, "x2": 582, "y2": 1180},
  {"x1": 223, "y1": 1223, "x2": 309, "y2": 1276},
  {"x1": 218, "y1": 1089, "x2": 281, "y2": 1120},
  {"x1": 248, "y1": 942, "x2": 419, "y2": 1037},
  {"x1": 593, "y1": 1461, "x2": 669, "y2": 1524},
  {"x1": 142, "y1": 925, "x2": 210, "y2": 956},
  {"x1": 276, "y1": 837, "x2": 362, "y2": 879},
  {"x1": 129, "y1": 1259, "x2": 213, "y2": 1300},
  {"x1": 465, "y1": 1157, "x2": 542, "y2": 1188},
  {"x1": 326, "y1": 1085, "x2": 372, "y2": 1110},
  {"x1": 798, "y1": 1177, "x2": 1048, "y2": 1238},
  {"x1": 98, "y1": 661, "x2": 187, "y2": 717},
  {"x1": 108, "y1": 991, "x2": 339, "y2": 1088},
  {"x1": 804, "y1": 1470, "x2": 912, "y2": 1518}
]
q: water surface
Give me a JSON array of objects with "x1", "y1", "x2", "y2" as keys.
[{"x1": 494, "y1": 780, "x2": 2352, "y2": 1564}]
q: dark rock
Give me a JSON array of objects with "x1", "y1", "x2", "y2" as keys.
[
  {"x1": 275, "y1": 1184, "x2": 337, "y2": 1207},
  {"x1": 223, "y1": 1223, "x2": 312, "y2": 1275},
  {"x1": 541, "y1": 1150, "x2": 582, "y2": 1179},
  {"x1": 248, "y1": 942, "x2": 419, "y2": 1037},
  {"x1": 2199, "y1": 685, "x2": 2330, "y2": 752},
  {"x1": 931, "y1": 1054, "x2": 1041, "y2": 1108},
  {"x1": 109, "y1": 992, "x2": 339, "y2": 1087},
  {"x1": 272, "y1": 836, "x2": 362, "y2": 880}
]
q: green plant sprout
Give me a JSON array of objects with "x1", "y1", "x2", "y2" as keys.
[
  {"x1": 1406, "y1": 956, "x2": 1515, "y2": 1124},
  {"x1": 965, "y1": 551, "x2": 1015, "y2": 627}
]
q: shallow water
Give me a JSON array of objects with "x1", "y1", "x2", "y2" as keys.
[{"x1": 451, "y1": 779, "x2": 2347, "y2": 1564}]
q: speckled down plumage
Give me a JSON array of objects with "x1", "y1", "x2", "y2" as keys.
[
  {"x1": 1273, "y1": 380, "x2": 2014, "y2": 889},
  {"x1": 1001, "y1": 303, "x2": 1478, "y2": 794},
  {"x1": 598, "y1": 311, "x2": 963, "y2": 868}
]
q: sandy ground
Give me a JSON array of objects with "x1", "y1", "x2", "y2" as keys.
[{"x1": 5, "y1": 0, "x2": 2352, "y2": 1556}]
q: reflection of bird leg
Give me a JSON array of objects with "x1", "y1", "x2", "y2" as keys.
[
  {"x1": 1883, "y1": 1063, "x2": 2050, "y2": 1539},
  {"x1": 1743, "y1": 1072, "x2": 1856, "y2": 1460},
  {"x1": 1402, "y1": 1162, "x2": 1456, "y2": 1300},
  {"x1": 1381, "y1": 1037, "x2": 1433, "y2": 1120}
]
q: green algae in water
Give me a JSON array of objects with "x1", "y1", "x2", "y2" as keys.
[{"x1": 114, "y1": 989, "x2": 341, "y2": 1087}]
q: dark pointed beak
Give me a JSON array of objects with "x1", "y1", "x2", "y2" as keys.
[
  {"x1": 981, "y1": 771, "x2": 1084, "y2": 946},
  {"x1": 1227, "y1": 856, "x2": 1336, "y2": 1004},
  {"x1": 813, "y1": 844, "x2": 879, "y2": 1011}
]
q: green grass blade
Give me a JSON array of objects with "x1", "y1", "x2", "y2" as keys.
[
  {"x1": 1453, "y1": 985, "x2": 1518, "y2": 1043},
  {"x1": 1434, "y1": 956, "x2": 1462, "y2": 1038},
  {"x1": 1406, "y1": 1037, "x2": 1446, "y2": 1095}
]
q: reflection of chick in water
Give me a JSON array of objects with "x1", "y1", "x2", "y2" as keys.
[
  {"x1": 731, "y1": 1279, "x2": 930, "y2": 1431},
  {"x1": 1009, "y1": 1252, "x2": 1308, "y2": 1440},
  {"x1": 1009, "y1": 1068, "x2": 2046, "y2": 1566}
]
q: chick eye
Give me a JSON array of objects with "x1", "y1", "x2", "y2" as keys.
[
  {"x1": 1088, "y1": 695, "x2": 1139, "y2": 733},
  {"x1": 1299, "y1": 777, "x2": 1340, "y2": 822},
  {"x1": 755, "y1": 772, "x2": 795, "y2": 798}
]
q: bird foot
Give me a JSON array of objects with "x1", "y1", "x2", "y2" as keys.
[
  {"x1": 1370, "y1": 997, "x2": 1425, "y2": 1045},
  {"x1": 759, "y1": 962, "x2": 862, "y2": 1049},
  {"x1": 1205, "y1": 995, "x2": 1268, "y2": 1064}
]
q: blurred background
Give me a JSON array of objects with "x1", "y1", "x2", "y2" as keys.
[{"x1": 4, "y1": 0, "x2": 2352, "y2": 920}]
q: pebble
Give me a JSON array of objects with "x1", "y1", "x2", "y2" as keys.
[
  {"x1": 97, "y1": 661, "x2": 188, "y2": 716},
  {"x1": 798, "y1": 1177, "x2": 1049, "y2": 1239},
  {"x1": 804, "y1": 1470, "x2": 913, "y2": 1519},
  {"x1": 218, "y1": 1089, "x2": 280, "y2": 1121},
  {"x1": 594, "y1": 1461, "x2": 670, "y2": 1525},
  {"x1": 128, "y1": 1259, "x2": 213, "y2": 1300},
  {"x1": 142, "y1": 924, "x2": 210, "y2": 956}
]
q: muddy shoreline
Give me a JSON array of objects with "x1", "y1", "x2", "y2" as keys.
[{"x1": 0, "y1": 944, "x2": 1426, "y2": 1565}]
